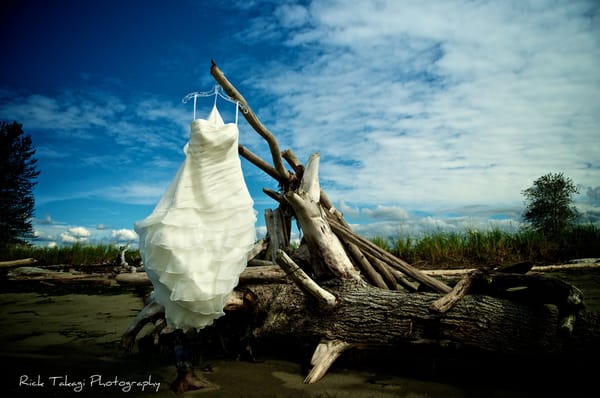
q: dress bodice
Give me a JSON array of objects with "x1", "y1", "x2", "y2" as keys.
[{"x1": 187, "y1": 107, "x2": 239, "y2": 164}]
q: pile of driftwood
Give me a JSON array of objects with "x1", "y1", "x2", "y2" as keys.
[
  {"x1": 116, "y1": 61, "x2": 600, "y2": 388},
  {"x1": 3, "y1": 62, "x2": 598, "y2": 390}
]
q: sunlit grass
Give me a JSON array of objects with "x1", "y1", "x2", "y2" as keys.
[
  {"x1": 372, "y1": 224, "x2": 600, "y2": 268},
  {"x1": 0, "y1": 242, "x2": 140, "y2": 266}
]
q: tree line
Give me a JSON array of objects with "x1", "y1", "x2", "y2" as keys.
[{"x1": 1, "y1": 121, "x2": 39, "y2": 247}]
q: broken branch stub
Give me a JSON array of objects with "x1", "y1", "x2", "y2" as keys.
[{"x1": 305, "y1": 339, "x2": 355, "y2": 384}]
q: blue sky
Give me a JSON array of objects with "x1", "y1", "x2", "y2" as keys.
[{"x1": 1, "y1": 0, "x2": 599, "y2": 247}]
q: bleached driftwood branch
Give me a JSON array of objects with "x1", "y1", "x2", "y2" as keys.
[
  {"x1": 304, "y1": 339, "x2": 356, "y2": 384},
  {"x1": 211, "y1": 60, "x2": 290, "y2": 182},
  {"x1": 284, "y1": 154, "x2": 361, "y2": 280},
  {"x1": 0, "y1": 258, "x2": 38, "y2": 268},
  {"x1": 276, "y1": 249, "x2": 337, "y2": 308}
]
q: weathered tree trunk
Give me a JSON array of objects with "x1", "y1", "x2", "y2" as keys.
[
  {"x1": 246, "y1": 279, "x2": 597, "y2": 356},
  {"x1": 119, "y1": 61, "x2": 597, "y2": 388},
  {"x1": 0, "y1": 258, "x2": 38, "y2": 268},
  {"x1": 120, "y1": 274, "x2": 598, "y2": 384}
]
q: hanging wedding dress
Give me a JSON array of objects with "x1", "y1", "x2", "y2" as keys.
[{"x1": 134, "y1": 105, "x2": 256, "y2": 330}]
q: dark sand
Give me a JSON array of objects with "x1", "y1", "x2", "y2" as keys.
[
  {"x1": 0, "y1": 291, "x2": 475, "y2": 398},
  {"x1": 2, "y1": 268, "x2": 598, "y2": 397}
]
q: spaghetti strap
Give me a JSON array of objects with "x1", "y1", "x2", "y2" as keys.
[{"x1": 182, "y1": 86, "x2": 240, "y2": 123}]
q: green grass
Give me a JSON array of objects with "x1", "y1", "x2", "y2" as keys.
[
  {"x1": 0, "y1": 243, "x2": 140, "y2": 266},
  {"x1": 373, "y1": 224, "x2": 600, "y2": 269}
]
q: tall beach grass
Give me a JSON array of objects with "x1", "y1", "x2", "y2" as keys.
[
  {"x1": 0, "y1": 242, "x2": 140, "y2": 266},
  {"x1": 375, "y1": 224, "x2": 600, "y2": 269}
]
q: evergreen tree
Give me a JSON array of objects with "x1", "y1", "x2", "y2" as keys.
[
  {"x1": 0, "y1": 121, "x2": 40, "y2": 246},
  {"x1": 522, "y1": 172, "x2": 579, "y2": 237}
]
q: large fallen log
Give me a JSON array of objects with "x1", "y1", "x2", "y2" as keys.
[
  {"x1": 0, "y1": 258, "x2": 37, "y2": 268},
  {"x1": 422, "y1": 261, "x2": 600, "y2": 277},
  {"x1": 121, "y1": 275, "x2": 599, "y2": 384},
  {"x1": 4, "y1": 261, "x2": 596, "y2": 287},
  {"x1": 4, "y1": 266, "x2": 115, "y2": 285},
  {"x1": 114, "y1": 265, "x2": 287, "y2": 286},
  {"x1": 247, "y1": 279, "x2": 598, "y2": 354}
]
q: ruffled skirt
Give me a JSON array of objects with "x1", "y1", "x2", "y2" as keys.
[{"x1": 135, "y1": 150, "x2": 256, "y2": 330}]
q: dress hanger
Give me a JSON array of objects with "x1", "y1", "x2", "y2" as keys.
[{"x1": 182, "y1": 85, "x2": 247, "y2": 122}]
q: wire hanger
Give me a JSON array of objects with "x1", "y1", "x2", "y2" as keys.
[{"x1": 182, "y1": 85, "x2": 247, "y2": 121}]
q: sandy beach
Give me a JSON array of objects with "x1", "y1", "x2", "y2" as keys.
[
  {"x1": 0, "y1": 290, "x2": 472, "y2": 398},
  {"x1": 1, "y1": 268, "x2": 598, "y2": 397}
]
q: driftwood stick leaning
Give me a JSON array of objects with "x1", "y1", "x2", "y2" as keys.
[
  {"x1": 275, "y1": 249, "x2": 337, "y2": 308},
  {"x1": 346, "y1": 241, "x2": 388, "y2": 289},
  {"x1": 238, "y1": 144, "x2": 280, "y2": 181},
  {"x1": 211, "y1": 60, "x2": 290, "y2": 182},
  {"x1": 430, "y1": 272, "x2": 475, "y2": 313},
  {"x1": 281, "y1": 148, "x2": 304, "y2": 175},
  {"x1": 367, "y1": 252, "x2": 403, "y2": 290},
  {"x1": 326, "y1": 214, "x2": 452, "y2": 293}
]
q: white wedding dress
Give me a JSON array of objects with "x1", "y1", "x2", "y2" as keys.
[{"x1": 134, "y1": 105, "x2": 256, "y2": 330}]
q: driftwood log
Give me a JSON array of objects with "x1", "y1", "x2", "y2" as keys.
[
  {"x1": 0, "y1": 258, "x2": 37, "y2": 268},
  {"x1": 118, "y1": 61, "x2": 598, "y2": 388}
]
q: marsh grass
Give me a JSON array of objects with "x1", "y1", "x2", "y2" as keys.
[
  {"x1": 375, "y1": 224, "x2": 600, "y2": 268},
  {"x1": 1, "y1": 243, "x2": 140, "y2": 266}
]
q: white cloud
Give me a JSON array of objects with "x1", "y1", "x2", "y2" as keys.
[
  {"x1": 68, "y1": 226, "x2": 91, "y2": 238},
  {"x1": 32, "y1": 222, "x2": 139, "y2": 247},
  {"x1": 60, "y1": 232, "x2": 87, "y2": 243},
  {"x1": 111, "y1": 228, "x2": 138, "y2": 242},
  {"x1": 241, "y1": 0, "x2": 600, "y2": 213},
  {"x1": 37, "y1": 215, "x2": 53, "y2": 225},
  {"x1": 274, "y1": 3, "x2": 310, "y2": 28},
  {"x1": 585, "y1": 186, "x2": 600, "y2": 206},
  {"x1": 352, "y1": 211, "x2": 523, "y2": 240},
  {"x1": 336, "y1": 200, "x2": 360, "y2": 218},
  {"x1": 255, "y1": 225, "x2": 268, "y2": 240}
]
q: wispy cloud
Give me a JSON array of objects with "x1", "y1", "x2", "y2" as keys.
[
  {"x1": 238, "y1": 0, "x2": 600, "y2": 213},
  {"x1": 0, "y1": 89, "x2": 190, "y2": 150},
  {"x1": 102, "y1": 182, "x2": 172, "y2": 205},
  {"x1": 0, "y1": 89, "x2": 190, "y2": 206}
]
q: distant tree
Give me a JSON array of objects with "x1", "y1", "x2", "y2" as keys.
[
  {"x1": 522, "y1": 172, "x2": 579, "y2": 236},
  {"x1": 0, "y1": 121, "x2": 40, "y2": 246}
]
